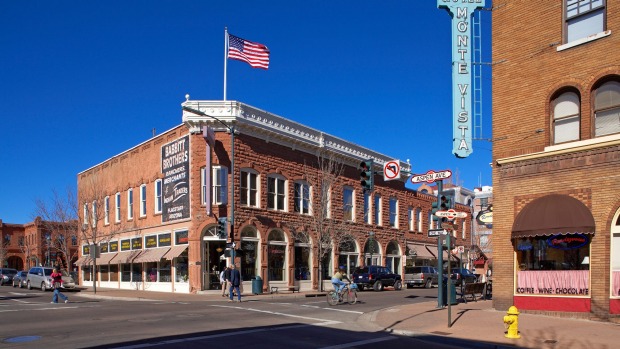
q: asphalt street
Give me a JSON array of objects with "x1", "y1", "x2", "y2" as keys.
[{"x1": 1, "y1": 286, "x2": 460, "y2": 349}]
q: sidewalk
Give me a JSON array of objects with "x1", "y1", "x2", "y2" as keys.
[{"x1": 75, "y1": 287, "x2": 620, "y2": 348}]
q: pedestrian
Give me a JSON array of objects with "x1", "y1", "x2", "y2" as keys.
[
  {"x1": 228, "y1": 264, "x2": 242, "y2": 303},
  {"x1": 220, "y1": 267, "x2": 228, "y2": 297},
  {"x1": 223, "y1": 265, "x2": 232, "y2": 296},
  {"x1": 50, "y1": 268, "x2": 69, "y2": 304}
]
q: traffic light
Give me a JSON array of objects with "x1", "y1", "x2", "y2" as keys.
[
  {"x1": 432, "y1": 201, "x2": 440, "y2": 222},
  {"x1": 217, "y1": 217, "x2": 228, "y2": 239},
  {"x1": 359, "y1": 159, "x2": 374, "y2": 192}
]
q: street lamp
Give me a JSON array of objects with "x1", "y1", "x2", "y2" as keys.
[
  {"x1": 368, "y1": 232, "x2": 375, "y2": 266},
  {"x1": 182, "y1": 105, "x2": 236, "y2": 265},
  {"x1": 45, "y1": 234, "x2": 51, "y2": 267}
]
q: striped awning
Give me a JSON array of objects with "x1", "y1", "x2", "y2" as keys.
[
  {"x1": 75, "y1": 256, "x2": 92, "y2": 266},
  {"x1": 163, "y1": 245, "x2": 188, "y2": 260},
  {"x1": 133, "y1": 248, "x2": 170, "y2": 263},
  {"x1": 406, "y1": 243, "x2": 435, "y2": 259},
  {"x1": 110, "y1": 250, "x2": 142, "y2": 264},
  {"x1": 95, "y1": 253, "x2": 118, "y2": 265}
]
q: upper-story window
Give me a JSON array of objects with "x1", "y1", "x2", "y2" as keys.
[
  {"x1": 212, "y1": 166, "x2": 229, "y2": 205},
  {"x1": 389, "y1": 197, "x2": 398, "y2": 228},
  {"x1": 428, "y1": 210, "x2": 434, "y2": 230},
  {"x1": 594, "y1": 80, "x2": 620, "y2": 137},
  {"x1": 154, "y1": 179, "x2": 162, "y2": 214},
  {"x1": 83, "y1": 203, "x2": 88, "y2": 226},
  {"x1": 104, "y1": 196, "x2": 110, "y2": 225},
  {"x1": 374, "y1": 194, "x2": 382, "y2": 226},
  {"x1": 343, "y1": 187, "x2": 354, "y2": 222},
  {"x1": 416, "y1": 208, "x2": 422, "y2": 232},
  {"x1": 241, "y1": 169, "x2": 259, "y2": 208},
  {"x1": 91, "y1": 201, "x2": 97, "y2": 228},
  {"x1": 140, "y1": 184, "x2": 147, "y2": 217},
  {"x1": 364, "y1": 192, "x2": 372, "y2": 224},
  {"x1": 552, "y1": 90, "x2": 580, "y2": 144},
  {"x1": 565, "y1": 0, "x2": 605, "y2": 43},
  {"x1": 127, "y1": 188, "x2": 134, "y2": 220},
  {"x1": 408, "y1": 207, "x2": 414, "y2": 231},
  {"x1": 267, "y1": 175, "x2": 287, "y2": 211},
  {"x1": 294, "y1": 181, "x2": 311, "y2": 215},
  {"x1": 115, "y1": 192, "x2": 121, "y2": 223}
]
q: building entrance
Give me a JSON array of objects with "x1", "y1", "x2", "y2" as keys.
[{"x1": 202, "y1": 240, "x2": 227, "y2": 290}]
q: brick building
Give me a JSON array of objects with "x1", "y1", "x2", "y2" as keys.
[
  {"x1": 492, "y1": 1, "x2": 620, "y2": 319},
  {"x1": 76, "y1": 100, "x2": 471, "y2": 293}
]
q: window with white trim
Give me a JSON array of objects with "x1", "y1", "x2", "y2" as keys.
[
  {"x1": 294, "y1": 181, "x2": 311, "y2": 215},
  {"x1": 115, "y1": 192, "x2": 121, "y2": 223},
  {"x1": 374, "y1": 194, "x2": 382, "y2": 226},
  {"x1": 212, "y1": 166, "x2": 228, "y2": 205},
  {"x1": 343, "y1": 187, "x2": 354, "y2": 222},
  {"x1": 267, "y1": 175, "x2": 287, "y2": 211},
  {"x1": 565, "y1": 0, "x2": 605, "y2": 43},
  {"x1": 416, "y1": 208, "x2": 422, "y2": 232},
  {"x1": 83, "y1": 203, "x2": 88, "y2": 226},
  {"x1": 389, "y1": 197, "x2": 398, "y2": 228},
  {"x1": 408, "y1": 206, "x2": 414, "y2": 231},
  {"x1": 92, "y1": 200, "x2": 97, "y2": 228},
  {"x1": 552, "y1": 91, "x2": 580, "y2": 144},
  {"x1": 140, "y1": 184, "x2": 147, "y2": 217},
  {"x1": 154, "y1": 179, "x2": 162, "y2": 214},
  {"x1": 127, "y1": 188, "x2": 133, "y2": 220},
  {"x1": 104, "y1": 196, "x2": 110, "y2": 225},
  {"x1": 240, "y1": 169, "x2": 259, "y2": 208},
  {"x1": 200, "y1": 166, "x2": 207, "y2": 205},
  {"x1": 594, "y1": 80, "x2": 620, "y2": 137},
  {"x1": 364, "y1": 192, "x2": 372, "y2": 224}
]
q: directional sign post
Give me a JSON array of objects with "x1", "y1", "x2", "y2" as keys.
[
  {"x1": 383, "y1": 160, "x2": 400, "y2": 181},
  {"x1": 435, "y1": 209, "x2": 468, "y2": 221},
  {"x1": 428, "y1": 228, "x2": 448, "y2": 238}
]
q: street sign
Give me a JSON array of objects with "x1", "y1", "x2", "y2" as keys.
[
  {"x1": 435, "y1": 209, "x2": 468, "y2": 220},
  {"x1": 410, "y1": 169, "x2": 452, "y2": 184},
  {"x1": 428, "y1": 228, "x2": 448, "y2": 237},
  {"x1": 383, "y1": 160, "x2": 400, "y2": 181},
  {"x1": 457, "y1": 245, "x2": 465, "y2": 253}
]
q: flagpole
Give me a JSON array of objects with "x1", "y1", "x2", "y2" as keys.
[{"x1": 224, "y1": 27, "x2": 228, "y2": 101}]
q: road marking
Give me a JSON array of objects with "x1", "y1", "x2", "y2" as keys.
[
  {"x1": 110, "y1": 324, "x2": 314, "y2": 349},
  {"x1": 211, "y1": 305, "x2": 341, "y2": 325},
  {"x1": 318, "y1": 336, "x2": 397, "y2": 348},
  {"x1": 301, "y1": 304, "x2": 364, "y2": 314}
]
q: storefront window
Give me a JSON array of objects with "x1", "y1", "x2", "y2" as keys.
[
  {"x1": 611, "y1": 212, "x2": 620, "y2": 297},
  {"x1": 145, "y1": 262, "x2": 158, "y2": 282},
  {"x1": 160, "y1": 259, "x2": 171, "y2": 282},
  {"x1": 132, "y1": 263, "x2": 143, "y2": 282},
  {"x1": 175, "y1": 250, "x2": 188, "y2": 283},
  {"x1": 268, "y1": 230, "x2": 286, "y2": 281},
  {"x1": 339, "y1": 238, "x2": 358, "y2": 275},
  {"x1": 515, "y1": 234, "x2": 590, "y2": 296},
  {"x1": 100, "y1": 265, "x2": 109, "y2": 282},
  {"x1": 320, "y1": 247, "x2": 332, "y2": 280},
  {"x1": 121, "y1": 264, "x2": 131, "y2": 282},
  {"x1": 109, "y1": 264, "x2": 119, "y2": 282},
  {"x1": 240, "y1": 228, "x2": 259, "y2": 281},
  {"x1": 386, "y1": 241, "x2": 401, "y2": 274},
  {"x1": 83, "y1": 266, "x2": 92, "y2": 281}
]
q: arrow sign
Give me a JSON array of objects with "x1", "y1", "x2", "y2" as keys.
[
  {"x1": 428, "y1": 228, "x2": 448, "y2": 237},
  {"x1": 383, "y1": 160, "x2": 400, "y2": 181},
  {"x1": 435, "y1": 209, "x2": 468, "y2": 220},
  {"x1": 410, "y1": 169, "x2": 452, "y2": 184}
]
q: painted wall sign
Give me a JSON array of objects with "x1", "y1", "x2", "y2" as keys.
[
  {"x1": 109, "y1": 241, "x2": 119, "y2": 253},
  {"x1": 546, "y1": 234, "x2": 589, "y2": 250},
  {"x1": 121, "y1": 239, "x2": 131, "y2": 251},
  {"x1": 438, "y1": 0, "x2": 485, "y2": 158},
  {"x1": 161, "y1": 135, "x2": 190, "y2": 222},
  {"x1": 158, "y1": 233, "x2": 172, "y2": 247}
]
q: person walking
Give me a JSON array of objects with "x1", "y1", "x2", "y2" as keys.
[
  {"x1": 228, "y1": 264, "x2": 242, "y2": 303},
  {"x1": 50, "y1": 268, "x2": 69, "y2": 304},
  {"x1": 220, "y1": 266, "x2": 229, "y2": 297}
]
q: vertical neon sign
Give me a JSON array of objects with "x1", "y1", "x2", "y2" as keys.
[{"x1": 438, "y1": 0, "x2": 484, "y2": 158}]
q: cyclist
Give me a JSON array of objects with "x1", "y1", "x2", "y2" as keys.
[{"x1": 331, "y1": 266, "x2": 351, "y2": 296}]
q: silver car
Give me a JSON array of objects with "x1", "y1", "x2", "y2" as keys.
[{"x1": 26, "y1": 267, "x2": 76, "y2": 291}]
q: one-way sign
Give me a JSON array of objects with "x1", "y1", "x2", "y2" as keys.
[{"x1": 428, "y1": 228, "x2": 448, "y2": 237}]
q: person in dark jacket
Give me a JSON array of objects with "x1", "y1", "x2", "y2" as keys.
[{"x1": 228, "y1": 264, "x2": 242, "y2": 302}]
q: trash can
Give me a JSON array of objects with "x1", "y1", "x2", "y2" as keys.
[
  {"x1": 442, "y1": 279, "x2": 457, "y2": 305},
  {"x1": 252, "y1": 276, "x2": 263, "y2": 295}
]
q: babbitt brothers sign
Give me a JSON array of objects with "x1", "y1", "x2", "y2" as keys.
[{"x1": 161, "y1": 135, "x2": 190, "y2": 222}]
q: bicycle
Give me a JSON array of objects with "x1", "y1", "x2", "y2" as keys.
[{"x1": 327, "y1": 282, "x2": 358, "y2": 306}]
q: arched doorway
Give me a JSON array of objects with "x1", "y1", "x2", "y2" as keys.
[
  {"x1": 364, "y1": 236, "x2": 381, "y2": 266},
  {"x1": 240, "y1": 226, "x2": 260, "y2": 282},
  {"x1": 267, "y1": 229, "x2": 287, "y2": 282},
  {"x1": 338, "y1": 237, "x2": 359, "y2": 275},
  {"x1": 202, "y1": 225, "x2": 227, "y2": 290},
  {"x1": 293, "y1": 231, "x2": 312, "y2": 289},
  {"x1": 385, "y1": 241, "x2": 402, "y2": 275}
]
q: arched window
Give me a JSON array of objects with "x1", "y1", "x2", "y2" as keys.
[
  {"x1": 293, "y1": 232, "x2": 312, "y2": 281},
  {"x1": 385, "y1": 241, "x2": 401, "y2": 274},
  {"x1": 552, "y1": 90, "x2": 580, "y2": 144},
  {"x1": 338, "y1": 237, "x2": 359, "y2": 275},
  {"x1": 240, "y1": 227, "x2": 259, "y2": 281},
  {"x1": 267, "y1": 230, "x2": 287, "y2": 281},
  {"x1": 594, "y1": 80, "x2": 620, "y2": 137}
]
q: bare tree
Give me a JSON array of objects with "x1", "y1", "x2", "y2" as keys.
[
  {"x1": 33, "y1": 188, "x2": 79, "y2": 270},
  {"x1": 0, "y1": 233, "x2": 9, "y2": 268},
  {"x1": 17, "y1": 235, "x2": 36, "y2": 269},
  {"x1": 296, "y1": 151, "x2": 355, "y2": 291}
]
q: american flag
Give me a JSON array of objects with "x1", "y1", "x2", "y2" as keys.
[{"x1": 227, "y1": 33, "x2": 270, "y2": 69}]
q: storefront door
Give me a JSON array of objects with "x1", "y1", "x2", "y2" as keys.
[{"x1": 202, "y1": 241, "x2": 227, "y2": 290}]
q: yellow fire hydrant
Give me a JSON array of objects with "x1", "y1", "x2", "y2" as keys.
[{"x1": 503, "y1": 305, "x2": 521, "y2": 339}]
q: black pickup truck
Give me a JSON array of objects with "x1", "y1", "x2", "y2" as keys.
[{"x1": 352, "y1": 265, "x2": 402, "y2": 291}]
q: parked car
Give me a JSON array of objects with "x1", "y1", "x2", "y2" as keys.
[
  {"x1": 26, "y1": 267, "x2": 76, "y2": 291},
  {"x1": 404, "y1": 266, "x2": 439, "y2": 289},
  {"x1": 0, "y1": 268, "x2": 18, "y2": 286},
  {"x1": 450, "y1": 268, "x2": 478, "y2": 286},
  {"x1": 352, "y1": 265, "x2": 402, "y2": 291},
  {"x1": 12, "y1": 270, "x2": 28, "y2": 288}
]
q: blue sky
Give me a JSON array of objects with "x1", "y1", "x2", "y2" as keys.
[{"x1": 0, "y1": 1, "x2": 492, "y2": 224}]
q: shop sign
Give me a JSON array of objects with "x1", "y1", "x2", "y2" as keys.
[
  {"x1": 109, "y1": 241, "x2": 119, "y2": 252},
  {"x1": 546, "y1": 234, "x2": 588, "y2": 250},
  {"x1": 158, "y1": 233, "x2": 171, "y2": 247},
  {"x1": 161, "y1": 135, "x2": 190, "y2": 222},
  {"x1": 82, "y1": 245, "x2": 90, "y2": 255},
  {"x1": 99, "y1": 242, "x2": 109, "y2": 253},
  {"x1": 517, "y1": 240, "x2": 533, "y2": 251},
  {"x1": 121, "y1": 239, "x2": 131, "y2": 251},
  {"x1": 145, "y1": 235, "x2": 157, "y2": 248},
  {"x1": 175, "y1": 230, "x2": 189, "y2": 245},
  {"x1": 131, "y1": 237, "x2": 142, "y2": 250}
]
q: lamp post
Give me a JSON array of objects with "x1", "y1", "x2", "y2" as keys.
[
  {"x1": 182, "y1": 106, "x2": 236, "y2": 266},
  {"x1": 368, "y1": 232, "x2": 375, "y2": 266},
  {"x1": 45, "y1": 234, "x2": 51, "y2": 267}
]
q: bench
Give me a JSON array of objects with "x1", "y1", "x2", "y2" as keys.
[
  {"x1": 457, "y1": 282, "x2": 487, "y2": 303},
  {"x1": 270, "y1": 286, "x2": 300, "y2": 294}
]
